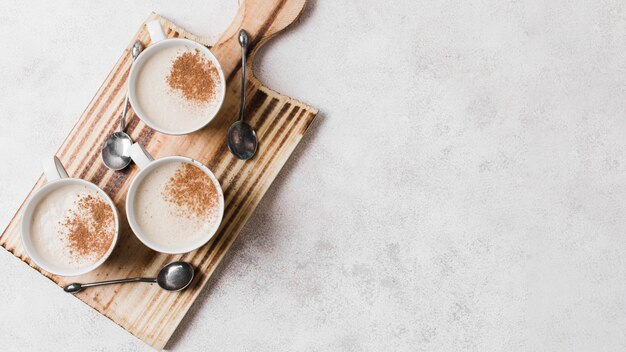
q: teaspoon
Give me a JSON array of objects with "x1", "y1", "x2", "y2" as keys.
[
  {"x1": 101, "y1": 40, "x2": 143, "y2": 170},
  {"x1": 63, "y1": 261, "x2": 194, "y2": 294},
  {"x1": 227, "y1": 29, "x2": 258, "y2": 160}
]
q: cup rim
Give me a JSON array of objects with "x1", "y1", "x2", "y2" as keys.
[
  {"x1": 125, "y1": 156, "x2": 224, "y2": 254},
  {"x1": 128, "y1": 37, "x2": 226, "y2": 136},
  {"x1": 21, "y1": 178, "x2": 120, "y2": 277}
]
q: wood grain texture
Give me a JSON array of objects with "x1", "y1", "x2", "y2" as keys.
[{"x1": 0, "y1": 0, "x2": 316, "y2": 349}]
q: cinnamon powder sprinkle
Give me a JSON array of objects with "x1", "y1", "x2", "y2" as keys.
[
  {"x1": 163, "y1": 163, "x2": 218, "y2": 218},
  {"x1": 62, "y1": 195, "x2": 115, "y2": 260},
  {"x1": 166, "y1": 49, "x2": 219, "y2": 103}
]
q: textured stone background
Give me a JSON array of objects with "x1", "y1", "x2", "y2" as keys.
[{"x1": 2, "y1": 0, "x2": 626, "y2": 350}]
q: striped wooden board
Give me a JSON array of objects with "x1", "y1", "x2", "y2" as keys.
[{"x1": 0, "y1": 0, "x2": 316, "y2": 349}]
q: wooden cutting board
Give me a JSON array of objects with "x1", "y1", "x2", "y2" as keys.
[{"x1": 0, "y1": 0, "x2": 317, "y2": 349}]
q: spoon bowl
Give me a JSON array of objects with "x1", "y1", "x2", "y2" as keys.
[
  {"x1": 227, "y1": 121, "x2": 258, "y2": 160},
  {"x1": 157, "y1": 261, "x2": 195, "y2": 291},
  {"x1": 63, "y1": 282, "x2": 83, "y2": 294},
  {"x1": 101, "y1": 131, "x2": 133, "y2": 170}
]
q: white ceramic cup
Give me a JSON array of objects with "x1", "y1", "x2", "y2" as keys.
[
  {"x1": 126, "y1": 143, "x2": 224, "y2": 254},
  {"x1": 128, "y1": 20, "x2": 226, "y2": 135},
  {"x1": 21, "y1": 157, "x2": 120, "y2": 277}
]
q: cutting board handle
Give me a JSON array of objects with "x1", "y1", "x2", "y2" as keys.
[{"x1": 213, "y1": 0, "x2": 308, "y2": 74}]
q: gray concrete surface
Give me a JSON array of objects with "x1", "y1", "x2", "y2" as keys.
[{"x1": 2, "y1": 0, "x2": 626, "y2": 350}]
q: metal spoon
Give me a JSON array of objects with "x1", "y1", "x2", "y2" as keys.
[
  {"x1": 101, "y1": 40, "x2": 143, "y2": 170},
  {"x1": 227, "y1": 29, "x2": 258, "y2": 160},
  {"x1": 63, "y1": 261, "x2": 194, "y2": 294}
]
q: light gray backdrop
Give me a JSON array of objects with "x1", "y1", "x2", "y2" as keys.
[{"x1": 1, "y1": 0, "x2": 625, "y2": 351}]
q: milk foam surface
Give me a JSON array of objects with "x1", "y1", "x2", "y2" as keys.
[
  {"x1": 133, "y1": 160, "x2": 220, "y2": 250},
  {"x1": 30, "y1": 184, "x2": 112, "y2": 270},
  {"x1": 135, "y1": 45, "x2": 222, "y2": 133}
]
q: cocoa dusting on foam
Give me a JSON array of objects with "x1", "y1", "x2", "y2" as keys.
[
  {"x1": 163, "y1": 163, "x2": 218, "y2": 219},
  {"x1": 61, "y1": 194, "x2": 115, "y2": 262},
  {"x1": 166, "y1": 49, "x2": 219, "y2": 103}
]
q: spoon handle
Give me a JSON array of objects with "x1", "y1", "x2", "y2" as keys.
[
  {"x1": 239, "y1": 30, "x2": 247, "y2": 122},
  {"x1": 80, "y1": 277, "x2": 156, "y2": 289},
  {"x1": 120, "y1": 92, "x2": 130, "y2": 132},
  {"x1": 120, "y1": 41, "x2": 142, "y2": 132}
]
